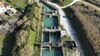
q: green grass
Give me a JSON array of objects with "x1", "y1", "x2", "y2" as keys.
[
  {"x1": 59, "y1": 0, "x2": 73, "y2": 6},
  {"x1": 4, "y1": 0, "x2": 28, "y2": 9},
  {"x1": 63, "y1": 48, "x2": 76, "y2": 56},
  {"x1": 62, "y1": 35, "x2": 72, "y2": 42},
  {"x1": 26, "y1": 3, "x2": 42, "y2": 56},
  {"x1": 27, "y1": 29, "x2": 39, "y2": 56},
  {"x1": 27, "y1": 4, "x2": 41, "y2": 48},
  {"x1": 27, "y1": 29, "x2": 36, "y2": 49},
  {"x1": 27, "y1": 29, "x2": 41, "y2": 56},
  {"x1": 51, "y1": 0, "x2": 73, "y2": 6},
  {"x1": 27, "y1": 5, "x2": 36, "y2": 20},
  {"x1": 0, "y1": 34, "x2": 5, "y2": 55}
]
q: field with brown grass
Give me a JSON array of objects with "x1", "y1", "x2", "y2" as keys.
[
  {"x1": 84, "y1": 0, "x2": 100, "y2": 7},
  {"x1": 63, "y1": 2, "x2": 100, "y2": 56}
]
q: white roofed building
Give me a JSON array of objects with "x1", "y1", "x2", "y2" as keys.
[{"x1": 0, "y1": 1, "x2": 17, "y2": 15}]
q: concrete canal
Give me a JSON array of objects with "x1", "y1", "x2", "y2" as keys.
[{"x1": 40, "y1": 4, "x2": 63, "y2": 56}]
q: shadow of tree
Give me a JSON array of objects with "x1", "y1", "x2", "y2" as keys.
[
  {"x1": 1, "y1": 23, "x2": 23, "y2": 56},
  {"x1": 1, "y1": 33, "x2": 16, "y2": 56}
]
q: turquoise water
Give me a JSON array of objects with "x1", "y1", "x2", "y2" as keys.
[
  {"x1": 43, "y1": 32, "x2": 49, "y2": 42},
  {"x1": 44, "y1": 5, "x2": 52, "y2": 12},
  {"x1": 43, "y1": 4, "x2": 58, "y2": 28},
  {"x1": 43, "y1": 16, "x2": 58, "y2": 28},
  {"x1": 43, "y1": 32, "x2": 61, "y2": 43},
  {"x1": 50, "y1": 32, "x2": 61, "y2": 43},
  {"x1": 42, "y1": 48, "x2": 63, "y2": 56},
  {"x1": 42, "y1": 5, "x2": 63, "y2": 56},
  {"x1": 44, "y1": 16, "x2": 54, "y2": 28}
]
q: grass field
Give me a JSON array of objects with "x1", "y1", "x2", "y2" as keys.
[
  {"x1": 51, "y1": 0, "x2": 73, "y2": 6},
  {"x1": 27, "y1": 3, "x2": 42, "y2": 56},
  {"x1": 68, "y1": 2, "x2": 100, "y2": 56},
  {"x1": 63, "y1": 2, "x2": 100, "y2": 56},
  {"x1": 0, "y1": 34, "x2": 5, "y2": 55},
  {"x1": 28, "y1": 29, "x2": 36, "y2": 49},
  {"x1": 62, "y1": 35, "x2": 72, "y2": 42},
  {"x1": 4, "y1": 0, "x2": 28, "y2": 9},
  {"x1": 59, "y1": 0, "x2": 73, "y2": 6},
  {"x1": 84, "y1": 0, "x2": 100, "y2": 7}
]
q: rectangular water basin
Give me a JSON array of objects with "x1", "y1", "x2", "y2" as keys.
[{"x1": 42, "y1": 47, "x2": 63, "y2": 56}]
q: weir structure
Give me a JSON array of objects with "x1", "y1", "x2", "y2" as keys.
[{"x1": 38, "y1": 0, "x2": 79, "y2": 56}]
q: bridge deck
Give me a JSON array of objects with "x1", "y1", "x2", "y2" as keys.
[
  {"x1": 41, "y1": 42, "x2": 63, "y2": 48},
  {"x1": 42, "y1": 28, "x2": 61, "y2": 32},
  {"x1": 41, "y1": 13, "x2": 58, "y2": 16}
]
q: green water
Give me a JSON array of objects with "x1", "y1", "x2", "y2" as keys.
[
  {"x1": 42, "y1": 48, "x2": 63, "y2": 56},
  {"x1": 43, "y1": 16, "x2": 58, "y2": 28},
  {"x1": 43, "y1": 32, "x2": 61, "y2": 43},
  {"x1": 44, "y1": 16, "x2": 54, "y2": 28},
  {"x1": 43, "y1": 32, "x2": 49, "y2": 42},
  {"x1": 50, "y1": 32, "x2": 61, "y2": 43},
  {"x1": 42, "y1": 4, "x2": 63, "y2": 56},
  {"x1": 44, "y1": 5, "x2": 52, "y2": 12}
]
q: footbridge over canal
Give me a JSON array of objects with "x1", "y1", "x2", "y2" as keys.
[{"x1": 42, "y1": 28, "x2": 61, "y2": 32}]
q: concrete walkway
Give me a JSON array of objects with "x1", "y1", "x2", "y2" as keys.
[{"x1": 61, "y1": 0, "x2": 81, "y2": 8}]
